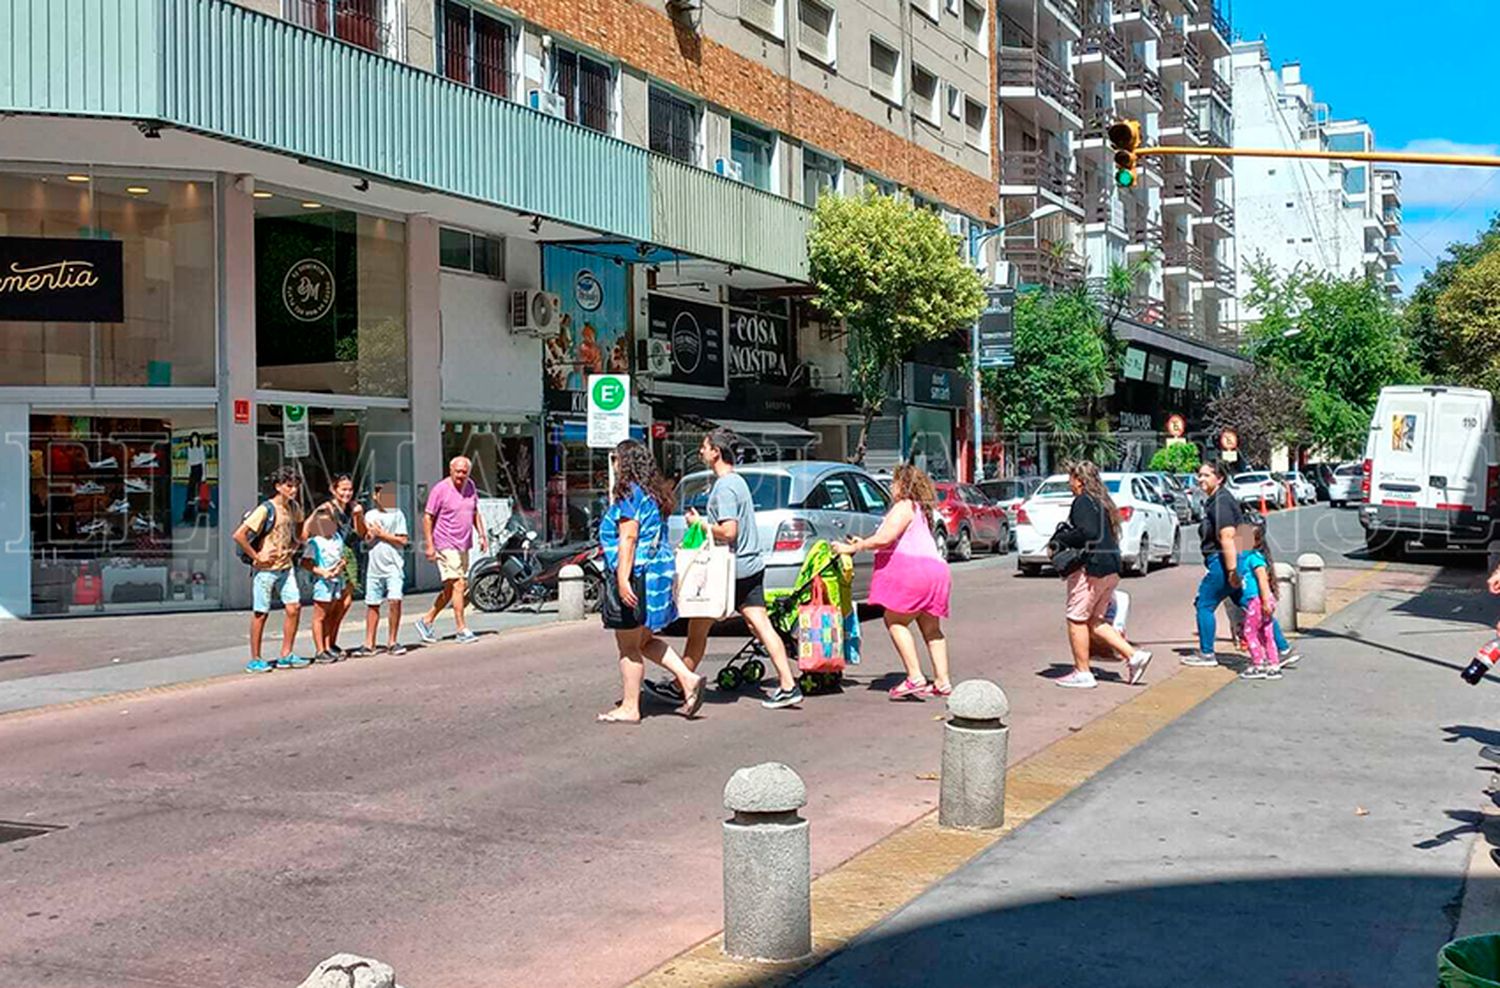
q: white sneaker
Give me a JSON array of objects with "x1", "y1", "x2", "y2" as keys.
[
  {"x1": 123, "y1": 476, "x2": 151, "y2": 493},
  {"x1": 1280, "y1": 652, "x2": 1301, "y2": 668},
  {"x1": 74, "y1": 481, "x2": 106, "y2": 495},
  {"x1": 1055, "y1": 669, "x2": 1098, "y2": 689},
  {"x1": 107, "y1": 498, "x2": 130, "y2": 514},
  {"x1": 87, "y1": 456, "x2": 117, "y2": 470},
  {"x1": 1239, "y1": 665, "x2": 1267, "y2": 680},
  {"x1": 1127, "y1": 649, "x2": 1153, "y2": 685},
  {"x1": 1182, "y1": 653, "x2": 1219, "y2": 668},
  {"x1": 131, "y1": 451, "x2": 159, "y2": 468},
  {"x1": 1264, "y1": 663, "x2": 1283, "y2": 680}
]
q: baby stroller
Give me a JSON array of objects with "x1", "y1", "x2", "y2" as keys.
[{"x1": 715, "y1": 547, "x2": 854, "y2": 695}]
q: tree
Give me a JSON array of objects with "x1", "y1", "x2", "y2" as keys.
[
  {"x1": 980, "y1": 287, "x2": 1116, "y2": 460},
  {"x1": 1435, "y1": 250, "x2": 1500, "y2": 393},
  {"x1": 1148, "y1": 442, "x2": 1200, "y2": 473},
  {"x1": 808, "y1": 190, "x2": 985, "y2": 462},
  {"x1": 1207, "y1": 364, "x2": 1307, "y2": 467},
  {"x1": 1407, "y1": 212, "x2": 1500, "y2": 380}
]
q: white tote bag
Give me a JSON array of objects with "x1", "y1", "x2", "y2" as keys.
[{"x1": 675, "y1": 524, "x2": 736, "y2": 620}]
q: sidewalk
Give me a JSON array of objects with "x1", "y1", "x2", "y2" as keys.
[
  {"x1": 793, "y1": 580, "x2": 1500, "y2": 986},
  {"x1": 0, "y1": 594, "x2": 558, "y2": 716}
]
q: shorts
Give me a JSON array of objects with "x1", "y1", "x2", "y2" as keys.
[
  {"x1": 600, "y1": 569, "x2": 647, "y2": 631},
  {"x1": 313, "y1": 577, "x2": 349, "y2": 603},
  {"x1": 435, "y1": 549, "x2": 470, "y2": 583},
  {"x1": 734, "y1": 570, "x2": 767, "y2": 611},
  {"x1": 365, "y1": 574, "x2": 405, "y2": 606},
  {"x1": 1064, "y1": 570, "x2": 1120, "y2": 624},
  {"x1": 252, "y1": 568, "x2": 300, "y2": 613}
]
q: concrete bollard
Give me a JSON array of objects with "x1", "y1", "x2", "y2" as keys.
[
  {"x1": 297, "y1": 954, "x2": 398, "y2": 988},
  {"x1": 557, "y1": 564, "x2": 586, "y2": 621},
  {"x1": 722, "y1": 762, "x2": 812, "y2": 962},
  {"x1": 1273, "y1": 561, "x2": 1298, "y2": 632},
  {"x1": 939, "y1": 679, "x2": 1010, "y2": 831},
  {"x1": 1296, "y1": 553, "x2": 1326, "y2": 613}
]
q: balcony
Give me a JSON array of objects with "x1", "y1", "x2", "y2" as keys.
[
  {"x1": 1189, "y1": 1, "x2": 1232, "y2": 57},
  {"x1": 1041, "y1": 0, "x2": 1084, "y2": 39},
  {"x1": 1116, "y1": 58, "x2": 1163, "y2": 112},
  {"x1": 1001, "y1": 149, "x2": 1085, "y2": 212},
  {"x1": 1193, "y1": 195, "x2": 1235, "y2": 236},
  {"x1": 1126, "y1": 216, "x2": 1163, "y2": 253},
  {"x1": 1157, "y1": 28, "x2": 1203, "y2": 79},
  {"x1": 1161, "y1": 166, "x2": 1207, "y2": 211},
  {"x1": 1085, "y1": 195, "x2": 1128, "y2": 235},
  {"x1": 1199, "y1": 255, "x2": 1235, "y2": 297},
  {"x1": 1073, "y1": 23, "x2": 1128, "y2": 82},
  {"x1": 1159, "y1": 101, "x2": 1209, "y2": 146},
  {"x1": 1130, "y1": 294, "x2": 1166, "y2": 326},
  {"x1": 1077, "y1": 109, "x2": 1113, "y2": 149},
  {"x1": 286, "y1": 0, "x2": 390, "y2": 55},
  {"x1": 1003, "y1": 237, "x2": 1087, "y2": 291},
  {"x1": 999, "y1": 49, "x2": 1085, "y2": 129},
  {"x1": 1383, "y1": 207, "x2": 1403, "y2": 231},
  {"x1": 1162, "y1": 241, "x2": 1207, "y2": 282},
  {"x1": 1111, "y1": 0, "x2": 1165, "y2": 38},
  {"x1": 1381, "y1": 238, "x2": 1403, "y2": 264}
]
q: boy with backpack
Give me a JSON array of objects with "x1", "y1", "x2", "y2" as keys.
[{"x1": 234, "y1": 466, "x2": 309, "y2": 673}]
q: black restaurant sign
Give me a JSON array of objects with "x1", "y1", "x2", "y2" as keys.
[{"x1": 0, "y1": 236, "x2": 124, "y2": 323}]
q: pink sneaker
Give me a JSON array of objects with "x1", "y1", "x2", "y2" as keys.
[{"x1": 888, "y1": 678, "x2": 928, "y2": 700}]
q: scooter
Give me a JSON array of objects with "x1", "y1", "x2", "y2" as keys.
[{"x1": 468, "y1": 515, "x2": 605, "y2": 613}]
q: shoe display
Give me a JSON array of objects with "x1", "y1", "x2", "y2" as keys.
[
  {"x1": 130, "y1": 451, "x2": 160, "y2": 469},
  {"x1": 129, "y1": 515, "x2": 163, "y2": 534},
  {"x1": 74, "y1": 481, "x2": 106, "y2": 496},
  {"x1": 78, "y1": 519, "x2": 112, "y2": 537},
  {"x1": 123, "y1": 477, "x2": 151, "y2": 494},
  {"x1": 87, "y1": 456, "x2": 118, "y2": 470},
  {"x1": 107, "y1": 498, "x2": 130, "y2": 514}
]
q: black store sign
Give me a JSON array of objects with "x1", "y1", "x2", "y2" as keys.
[
  {"x1": 906, "y1": 363, "x2": 968, "y2": 408},
  {"x1": 649, "y1": 293, "x2": 725, "y2": 392},
  {"x1": 727, "y1": 305, "x2": 792, "y2": 385},
  {"x1": 0, "y1": 236, "x2": 124, "y2": 322}
]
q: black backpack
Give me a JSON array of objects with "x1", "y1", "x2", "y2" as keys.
[{"x1": 236, "y1": 500, "x2": 277, "y2": 565}]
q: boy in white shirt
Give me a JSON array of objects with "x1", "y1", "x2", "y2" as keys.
[{"x1": 362, "y1": 483, "x2": 410, "y2": 655}]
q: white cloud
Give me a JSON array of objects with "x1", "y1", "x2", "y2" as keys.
[{"x1": 1391, "y1": 139, "x2": 1500, "y2": 210}]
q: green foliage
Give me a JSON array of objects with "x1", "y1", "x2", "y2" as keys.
[
  {"x1": 808, "y1": 189, "x2": 985, "y2": 461},
  {"x1": 1407, "y1": 213, "x2": 1500, "y2": 380},
  {"x1": 980, "y1": 287, "x2": 1115, "y2": 439},
  {"x1": 1239, "y1": 259, "x2": 1419, "y2": 458},
  {"x1": 1208, "y1": 364, "x2": 1308, "y2": 466},
  {"x1": 1435, "y1": 250, "x2": 1500, "y2": 394},
  {"x1": 1148, "y1": 442, "x2": 1201, "y2": 473}
]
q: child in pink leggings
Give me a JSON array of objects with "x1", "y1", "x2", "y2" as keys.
[{"x1": 1236, "y1": 523, "x2": 1281, "y2": 681}]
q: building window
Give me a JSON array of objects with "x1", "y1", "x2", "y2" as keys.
[
  {"x1": 286, "y1": 0, "x2": 387, "y2": 53},
  {"x1": 867, "y1": 173, "x2": 898, "y2": 197},
  {"x1": 437, "y1": 2, "x2": 514, "y2": 98},
  {"x1": 911, "y1": 64, "x2": 939, "y2": 125},
  {"x1": 731, "y1": 120, "x2": 777, "y2": 193},
  {"x1": 1344, "y1": 165, "x2": 1367, "y2": 195},
  {"x1": 802, "y1": 149, "x2": 841, "y2": 206},
  {"x1": 649, "y1": 87, "x2": 701, "y2": 165},
  {"x1": 439, "y1": 228, "x2": 505, "y2": 278},
  {"x1": 551, "y1": 48, "x2": 614, "y2": 136},
  {"x1": 911, "y1": 0, "x2": 940, "y2": 22},
  {"x1": 963, "y1": 96, "x2": 988, "y2": 150},
  {"x1": 946, "y1": 82, "x2": 961, "y2": 119},
  {"x1": 797, "y1": 0, "x2": 835, "y2": 67},
  {"x1": 739, "y1": 0, "x2": 784, "y2": 38},
  {"x1": 869, "y1": 36, "x2": 901, "y2": 106},
  {"x1": 962, "y1": 0, "x2": 985, "y2": 50}
]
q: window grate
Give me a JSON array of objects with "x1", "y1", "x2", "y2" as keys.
[{"x1": 649, "y1": 88, "x2": 700, "y2": 164}]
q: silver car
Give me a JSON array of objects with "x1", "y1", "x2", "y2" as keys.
[{"x1": 670, "y1": 461, "x2": 894, "y2": 598}]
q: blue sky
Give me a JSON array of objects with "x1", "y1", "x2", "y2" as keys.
[{"x1": 1231, "y1": 0, "x2": 1500, "y2": 292}]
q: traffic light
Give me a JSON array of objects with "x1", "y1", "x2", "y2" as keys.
[{"x1": 1108, "y1": 119, "x2": 1143, "y2": 188}]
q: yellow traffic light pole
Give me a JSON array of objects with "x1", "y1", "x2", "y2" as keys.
[{"x1": 1135, "y1": 146, "x2": 1500, "y2": 168}]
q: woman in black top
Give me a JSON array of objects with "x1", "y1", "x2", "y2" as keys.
[{"x1": 1051, "y1": 461, "x2": 1152, "y2": 689}]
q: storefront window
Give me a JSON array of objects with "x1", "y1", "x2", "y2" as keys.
[
  {"x1": 0, "y1": 170, "x2": 216, "y2": 387},
  {"x1": 28, "y1": 409, "x2": 220, "y2": 614},
  {"x1": 442, "y1": 420, "x2": 540, "y2": 531},
  {"x1": 254, "y1": 201, "x2": 407, "y2": 397}
]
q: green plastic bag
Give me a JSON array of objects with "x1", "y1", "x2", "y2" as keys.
[
  {"x1": 679, "y1": 519, "x2": 708, "y2": 550},
  {"x1": 1439, "y1": 935, "x2": 1500, "y2": 987}
]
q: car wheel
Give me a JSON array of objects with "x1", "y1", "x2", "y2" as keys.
[
  {"x1": 1167, "y1": 526, "x2": 1182, "y2": 567},
  {"x1": 933, "y1": 525, "x2": 950, "y2": 561},
  {"x1": 1127, "y1": 536, "x2": 1150, "y2": 577},
  {"x1": 955, "y1": 527, "x2": 973, "y2": 562},
  {"x1": 995, "y1": 521, "x2": 1010, "y2": 555},
  {"x1": 1365, "y1": 528, "x2": 1402, "y2": 559},
  {"x1": 1019, "y1": 562, "x2": 1043, "y2": 577}
]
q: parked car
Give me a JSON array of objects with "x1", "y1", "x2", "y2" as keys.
[
  {"x1": 1141, "y1": 471, "x2": 1195, "y2": 524},
  {"x1": 1226, "y1": 471, "x2": 1287, "y2": 510},
  {"x1": 933, "y1": 482, "x2": 1010, "y2": 561},
  {"x1": 978, "y1": 476, "x2": 1041, "y2": 545},
  {"x1": 1014, "y1": 472, "x2": 1181, "y2": 578},
  {"x1": 1281, "y1": 470, "x2": 1318, "y2": 505},
  {"x1": 671, "y1": 461, "x2": 894, "y2": 599},
  {"x1": 1326, "y1": 462, "x2": 1364, "y2": 508},
  {"x1": 1173, "y1": 472, "x2": 1208, "y2": 520}
]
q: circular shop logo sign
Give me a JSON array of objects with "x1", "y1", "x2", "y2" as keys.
[
  {"x1": 282, "y1": 259, "x2": 335, "y2": 322},
  {"x1": 591, "y1": 376, "x2": 626, "y2": 412},
  {"x1": 574, "y1": 270, "x2": 603, "y2": 312},
  {"x1": 671, "y1": 312, "x2": 703, "y2": 375}
]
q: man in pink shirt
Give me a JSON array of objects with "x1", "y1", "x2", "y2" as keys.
[{"x1": 415, "y1": 456, "x2": 490, "y2": 644}]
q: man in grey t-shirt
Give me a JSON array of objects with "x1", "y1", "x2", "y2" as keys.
[{"x1": 675, "y1": 429, "x2": 801, "y2": 709}]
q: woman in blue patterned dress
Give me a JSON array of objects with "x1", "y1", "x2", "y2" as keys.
[{"x1": 597, "y1": 440, "x2": 705, "y2": 723}]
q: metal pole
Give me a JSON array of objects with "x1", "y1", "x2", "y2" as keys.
[
  {"x1": 1137, "y1": 146, "x2": 1500, "y2": 168},
  {"x1": 972, "y1": 319, "x2": 983, "y2": 483}
]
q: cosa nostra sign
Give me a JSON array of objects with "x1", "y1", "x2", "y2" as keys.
[{"x1": 0, "y1": 236, "x2": 123, "y2": 322}]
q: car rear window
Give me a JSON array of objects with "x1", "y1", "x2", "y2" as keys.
[
  {"x1": 1034, "y1": 480, "x2": 1072, "y2": 497},
  {"x1": 1335, "y1": 465, "x2": 1361, "y2": 476},
  {"x1": 982, "y1": 481, "x2": 1020, "y2": 500},
  {"x1": 677, "y1": 473, "x2": 793, "y2": 512},
  {"x1": 1237, "y1": 473, "x2": 1270, "y2": 483}
]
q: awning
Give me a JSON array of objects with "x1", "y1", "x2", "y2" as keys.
[
  {"x1": 1109, "y1": 317, "x2": 1250, "y2": 376},
  {"x1": 712, "y1": 418, "x2": 819, "y2": 445}
]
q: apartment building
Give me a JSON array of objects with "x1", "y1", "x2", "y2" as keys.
[
  {"x1": 1229, "y1": 45, "x2": 1404, "y2": 327},
  {"x1": 990, "y1": 0, "x2": 1244, "y2": 476},
  {"x1": 0, "y1": 0, "x2": 993, "y2": 616}
]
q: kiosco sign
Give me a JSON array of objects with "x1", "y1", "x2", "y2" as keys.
[{"x1": 0, "y1": 236, "x2": 124, "y2": 322}]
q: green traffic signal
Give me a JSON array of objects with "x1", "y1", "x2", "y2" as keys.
[{"x1": 1115, "y1": 168, "x2": 1136, "y2": 188}]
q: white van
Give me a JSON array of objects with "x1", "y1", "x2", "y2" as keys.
[{"x1": 1360, "y1": 385, "x2": 1499, "y2": 552}]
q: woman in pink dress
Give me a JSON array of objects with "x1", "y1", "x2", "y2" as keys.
[{"x1": 832, "y1": 464, "x2": 953, "y2": 700}]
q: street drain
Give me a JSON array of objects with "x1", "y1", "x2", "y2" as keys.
[{"x1": 0, "y1": 820, "x2": 66, "y2": 844}]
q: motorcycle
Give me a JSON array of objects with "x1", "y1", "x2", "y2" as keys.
[{"x1": 468, "y1": 515, "x2": 605, "y2": 614}]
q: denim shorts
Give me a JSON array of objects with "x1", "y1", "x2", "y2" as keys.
[
  {"x1": 364, "y1": 574, "x2": 404, "y2": 605},
  {"x1": 252, "y1": 569, "x2": 300, "y2": 613},
  {"x1": 312, "y1": 577, "x2": 348, "y2": 603}
]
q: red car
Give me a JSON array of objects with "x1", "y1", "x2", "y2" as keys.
[{"x1": 932, "y1": 482, "x2": 1010, "y2": 561}]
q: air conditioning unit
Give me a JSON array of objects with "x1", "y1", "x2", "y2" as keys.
[
  {"x1": 510, "y1": 289, "x2": 562, "y2": 337},
  {"x1": 942, "y1": 210, "x2": 968, "y2": 240},
  {"x1": 806, "y1": 365, "x2": 825, "y2": 388},
  {"x1": 645, "y1": 338, "x2": 674, "y2": 376},
  {"x1": 714, "y1": 157, "x2": 744, "y2": 182},
  {"x1": 528, "y1": 88, "x2": 567, "y2": 119}
]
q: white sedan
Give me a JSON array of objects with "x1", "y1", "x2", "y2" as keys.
[
  {"x1": 1282, "y1": 470, "x2": 1317, "y2": 505},
  {"x1": 1015, "y1": 472, "x2": 1182, "y2": 578},
  {"x1": 1226, "y1": 471, "x2": 1287, "y2": 509}
]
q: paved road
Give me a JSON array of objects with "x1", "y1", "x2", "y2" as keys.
[
  {"x1": 0, "y1": 506, "x2": 1472, "y2": 987},
  {"x1": 795, "y1": 576, "x2": 1500, "y2": 987}
]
